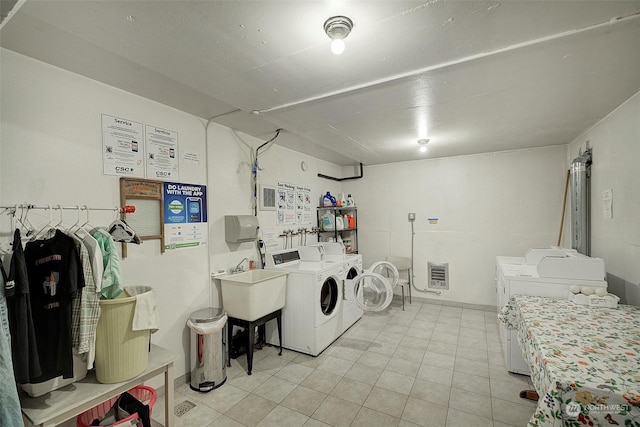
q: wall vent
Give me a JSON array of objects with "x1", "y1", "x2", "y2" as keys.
[
  {"x1": 428, "y1": 262, "x2": 449, "y2": 290},
  {"x1": 259, "y1": 185, "x2": 276, "y2": 211}
]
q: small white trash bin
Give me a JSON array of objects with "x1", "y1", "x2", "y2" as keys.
[{"x1": 187, "y1": 307, "x2": 228, "y2": 392}]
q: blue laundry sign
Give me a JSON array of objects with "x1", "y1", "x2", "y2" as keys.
[{"x1": 163, "y1": 182, "x2": 208, "y2": 250}]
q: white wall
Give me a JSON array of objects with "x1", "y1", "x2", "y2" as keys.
[
  {"x1": 205, "y1": 123, "x2": 342, "y2": 305},
  {"x1": 0, "y1": 48, "x2": 208, "y2": 378},
  {"x1": 0, "y1": 48, "x2": 345, "y2": 383},
  {"x1": 568, "y1": 91, "x2": 640, "y2": 306},
  {"x1": 343, "y1": 146, "x2": 568, "y2": 307}
]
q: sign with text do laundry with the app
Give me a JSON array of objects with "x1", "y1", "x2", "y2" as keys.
[{"x1": 163, "y1": 182, "x2": 208, "y2": 250}]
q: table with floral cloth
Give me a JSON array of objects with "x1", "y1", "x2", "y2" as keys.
[{"x1": 498, "y1": 295, "x2": 640, "y2": 427}]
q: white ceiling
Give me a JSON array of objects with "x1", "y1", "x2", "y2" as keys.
[{"x1": 2, "y1": 1, "x2": 640, "y2": 166}]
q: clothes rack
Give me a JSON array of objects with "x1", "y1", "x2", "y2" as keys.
[{"x1": 1, "y1": 204, "x2": 135, "y2": 214}]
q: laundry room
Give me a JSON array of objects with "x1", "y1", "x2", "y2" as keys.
[{"x1": 1, "y1": 2, "x2": 639, "y2": 427}]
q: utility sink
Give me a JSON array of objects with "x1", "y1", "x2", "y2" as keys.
[{"x1": 220, "y1": 270, "x2": 288, "y2": 321}]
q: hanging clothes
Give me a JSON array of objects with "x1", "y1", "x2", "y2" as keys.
[
  {"x1": 77, "y1": 229, "x2": 103, "y2": 368},
  {"x1": 67, "y1": 232, "x2": 101, "y2": 369},
  {"x1": 92, "y1": 228, "x2": 123, "y2": 299},
  {"x1": 75, "y1": 228, "x2": 103, "y2": 294},
  {"x1": 24, "y1": 229, "x2": 84, "y2": 382},
  {"x1": 0, "y1": 264, "x2": 23, "y2": 426},
  {"x1": 7, "y1": 228, "x2": 42, "y2": 383}
]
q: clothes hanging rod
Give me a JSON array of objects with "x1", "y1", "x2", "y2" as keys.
[{"x1": 1, "y1": 204, "x2": 135, "y2": 213}]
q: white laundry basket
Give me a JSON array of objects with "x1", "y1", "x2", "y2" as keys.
[{"x1": 95, "y1": 287, "x2": 153, "y2": 383}]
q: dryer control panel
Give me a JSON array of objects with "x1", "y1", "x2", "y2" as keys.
[{"x1": 266, "y1": 249, "x2": 300, "y2": 267}]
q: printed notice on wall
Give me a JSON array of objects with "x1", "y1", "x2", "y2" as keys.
[
  {"x1": 296, "y1": 185, "x2": 312, "y2": 225},
  {"x1": 102, "y1": 114, "x2": 145, "y2": 177},
  {"x1": 602, "y1": 188, "x2": 613, "y2": 219},
  {"x1": 277, "y1": 181, "x2": 296, "y2": 226},
  {"x1": 163, "y1": 181, "x2": 207, "y2": 250},
  {"x1": 146, "y1": 125, "x2": 179, "y2": 181}
]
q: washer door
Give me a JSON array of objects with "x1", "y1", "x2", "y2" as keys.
[
  {"x1": 352, "y1": 272, "x2": 394, "y2": 312},
  {"x1": 320, "y1": 276, "x2": 339, "y2": 316},
  {"x1": 343, "y1": 265, "x2": 361, "y2": 301},
  {"x1": 370, "y1": 261, "x2": 399, "y2": 288}
]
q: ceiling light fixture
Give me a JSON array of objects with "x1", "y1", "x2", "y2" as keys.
[
  {"x1": 324, "y1": 16, "x2": 353, "y2": 55},
  {"x1": 418, "y1": 138, "x2": 430, "y2": 153}
]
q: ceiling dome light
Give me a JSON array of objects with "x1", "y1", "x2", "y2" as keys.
[
  {"x1": 331, "y1": 39, "x2": 345, "y2": 55},
  {"x1": 324, "y1": 16, "x2": 353, "y2": 55},
  {"x1": 418, "y1": 138, "x2": 430, "y2": 153}
]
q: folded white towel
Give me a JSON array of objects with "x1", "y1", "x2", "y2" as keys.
[{"x1": 125, "y1": 286, "x2": 160, "y2": 333}]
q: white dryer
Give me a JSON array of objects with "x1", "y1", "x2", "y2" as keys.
[
  {"x1": 497, "y1": 249, "x2": 608, "y2": 375},
  {"x1": 265, "y1": 249, "x2": 344, "y2": 356},
  {"x1": 303, "y1": 243, "x2": 364, "y2": 333},
  {"x1": 342, "y1": 253, "x2": 364, "y2": 332},
  {"x1": 304, "y1": 243, "x2": 395, "y2": 330}
]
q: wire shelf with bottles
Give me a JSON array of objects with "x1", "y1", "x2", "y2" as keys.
[{"x1": 316, "y1": 207, "x2": 358, "y2": 253}]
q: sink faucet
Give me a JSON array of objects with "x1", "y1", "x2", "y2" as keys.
[{"x1": 233, "y1": 257, "x2": 249, "y2": 273}]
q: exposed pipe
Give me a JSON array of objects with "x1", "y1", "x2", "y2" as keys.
[
  {"x1": 255, "y1": 14, "x2": 640, "y2": 115},
  {"x1": 318, "y1": 163, "x2": 364, "y2": 181},
  {"x1": 253, "y1": 129, "x2": 282, "y2": 216},
  {"x1": 410, "y1": 219, "x2": 441, "y2": 296},
  {"x1": 204, "y1": 116, "x2": 217, "y2": 308},
  {"x1": 570, "y1": 148, "x2": 592, "y2": 255}
]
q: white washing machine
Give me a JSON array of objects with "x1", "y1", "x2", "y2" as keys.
[{"x1": 264, "y1": 248, "x2": 345, "y2": 356}]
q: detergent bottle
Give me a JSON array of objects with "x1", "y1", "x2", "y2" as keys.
[
  {"x1": 346, "y1": 194, "x2": 355, "y2": 207},
  {"x1": 335, "y1": 215, "x2": 344, "y2": 230},
  {"x1": 338, "y1": 193, "x2": 347, "y2": 207},
  {"x1": 321, "y1": 210, "x2": 335, "y2": 231},
  {"x1": 322, "y1": 192, "x2": 336, "y2": 207}
]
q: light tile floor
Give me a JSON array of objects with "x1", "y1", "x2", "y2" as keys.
[{"x1": 153, "y1": 300, "x2": 538, "y2": 427}]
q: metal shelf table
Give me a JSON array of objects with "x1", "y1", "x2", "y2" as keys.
[{"x1": 20, "y1": 344, "x2": 179, "y2": 427}]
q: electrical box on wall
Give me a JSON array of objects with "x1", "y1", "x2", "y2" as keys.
[
  {"x1": 428, "y1": 262, "x2": 449, "y2": 290},
  {"x1": 225, "y1": 215, "x2": 259, "y2": 243}
]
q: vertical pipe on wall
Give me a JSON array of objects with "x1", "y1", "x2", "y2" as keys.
[{"x1": 570, "y1": 148, "x2": 592, "y2": 255}]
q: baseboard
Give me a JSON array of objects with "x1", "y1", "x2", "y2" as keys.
[
  {"x1": 393, "y1": 294, "x2": 496, "y2": 312},
  {"x1": 151, "y1": 372, "x2": 189, "y2": 398}
]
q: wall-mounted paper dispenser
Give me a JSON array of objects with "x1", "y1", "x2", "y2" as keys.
[{"x1": 225, "y1": 215, "x2": 259, "y2": 243}]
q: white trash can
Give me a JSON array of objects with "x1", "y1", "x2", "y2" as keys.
[{"x1": 187, "y1": 307, "x2": 227, "y2": 392}]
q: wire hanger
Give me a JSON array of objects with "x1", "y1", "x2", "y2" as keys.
[
  {"x1": 19, "y1": 204, "x2": 37, "y2": 237},
  {"x1": 67, "y1": 205, "x2": 82, "y2": 234},
  {"x1": 53, "y1": 204, "x2": 64, "y2": 230},
  {"x1": 107, "y1": 206, "x2": 141, "y2": 244},
  {"x1": 31, "y1": 204, "x2": 55, "y2": 240}
]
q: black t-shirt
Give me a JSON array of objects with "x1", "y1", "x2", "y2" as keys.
[
  {"x1": 25, "y1": 230, "x2": 85, "y2": 382},
  {"x1": 7, "y1": 229, "x2": 42, "y2": 383}
]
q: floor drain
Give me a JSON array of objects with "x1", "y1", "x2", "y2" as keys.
[{"x1": 174, "y1": 400, "x2": 196, "y2": 417}]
